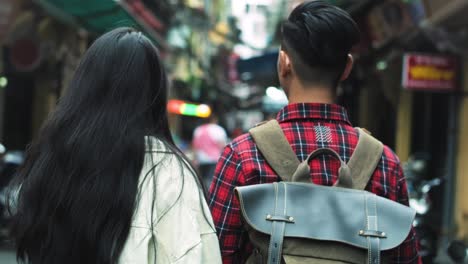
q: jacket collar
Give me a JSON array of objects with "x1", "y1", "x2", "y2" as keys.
[{"x1": 276, "y1": 103, "x2": 351, "y2": 125}]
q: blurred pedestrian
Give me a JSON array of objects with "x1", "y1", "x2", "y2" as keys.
[
  {"x1": 7, "y1": 27, "x2": 221, "y2": 264},
  {"x1": 192, "y1": 114, "x2": 227, "y2": 188}
]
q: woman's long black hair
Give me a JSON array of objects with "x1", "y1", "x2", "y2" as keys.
[{"x1": 7, "y1": 27, "x2": 204, "y2": 264}]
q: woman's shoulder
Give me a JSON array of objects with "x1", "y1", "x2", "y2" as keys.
[
  {"x1": 144, "y1": 136, "x2": 170, "y2": 152},
  {"x1": 140, "y1": 136, "x2": 202, "y2": 214},
  {"x1": 132, "y1": 137, "x2": 219, "y2": 263}
]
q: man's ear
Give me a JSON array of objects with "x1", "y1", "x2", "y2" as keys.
[
  {"x1": 339, "y1": 54, "x2": 354, "y2": 81},
  {"x1": 278, "y1": 50, "x2": 292, "y2": 78}
]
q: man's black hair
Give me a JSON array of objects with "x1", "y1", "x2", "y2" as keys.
[{"x1": 281, "y1": 0, "x2": 360, "y2": 88}]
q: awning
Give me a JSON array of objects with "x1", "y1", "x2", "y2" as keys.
[
  {"x1": 36, "y1": 0, "x2": 134, "y2": 33},
  {"x1": 35, "y1": 0, "x2": 169, "y2": 48}
]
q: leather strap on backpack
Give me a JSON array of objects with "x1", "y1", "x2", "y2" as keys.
[
  {"x1": 266, "y1": 182, "x2": 291, "y2": 264},
  {"x1": 364, "y1": 194, "x2": 383, "y2": 264}
]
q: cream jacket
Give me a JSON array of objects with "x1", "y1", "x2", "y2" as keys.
[{"x1": 120, "y1": 138, "x2": 221, "y2": 264}]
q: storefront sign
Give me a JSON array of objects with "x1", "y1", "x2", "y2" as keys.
[
  {"x1": 402, "y1": 53, "x2": 458, "y2": 91},
  {"x1": 11, "y1": 38, "x2": 41, "y2": 72},
  {"x1": 0, "y1": 0, "x2": 18, "y2": 42}
]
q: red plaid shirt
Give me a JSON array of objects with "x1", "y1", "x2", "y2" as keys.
[{"x1": 208, "y1": 103, "x2": 421, "y2": 264}]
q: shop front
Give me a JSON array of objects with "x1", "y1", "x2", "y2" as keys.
[{"x1": 350, "y1": 0, "x2": 468, "y2": 260}]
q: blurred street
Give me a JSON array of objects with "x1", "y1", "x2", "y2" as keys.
[{"x1": 0, "y1": 0, "x2": 467, "y2": 263}]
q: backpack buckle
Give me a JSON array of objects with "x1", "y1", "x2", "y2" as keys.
[
  {"x1": 266, "y1": 214, "x2": 295, "y2": 223},
  {"x1": 359, "y1": 230, "x2": 387, "y2": 238}
]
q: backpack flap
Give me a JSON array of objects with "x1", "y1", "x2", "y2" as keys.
[{"x1": 235, "y1": 182, "x2": 415, "y2": 251}]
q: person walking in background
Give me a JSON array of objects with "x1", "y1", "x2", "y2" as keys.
[
  {"x1": 192, "y1": 114, "x2": 227, "y2": 188},
  {"x1": 7, "y1": 27, "x2": 221, "y2": 264},
  {"x1": 208, "y1": 1, "x2": 421, "y2": 263}
]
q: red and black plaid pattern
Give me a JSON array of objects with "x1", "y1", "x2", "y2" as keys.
[{"x1": 209, "y1": 103, "x2": 421, "y2": 264}]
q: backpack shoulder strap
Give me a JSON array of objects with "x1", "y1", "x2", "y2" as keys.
[
  {"x1": 348, "y1": 128, "x2": 384, "y2": 190},
  {"x1": 249, "y1": 120, "x2": 300, "y2": 181}
]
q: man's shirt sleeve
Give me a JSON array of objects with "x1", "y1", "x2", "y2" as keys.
[
  {"x1": 208, "y1": 145, "x2": 246, "y2": 264},
  {"x1": 390, "y1": 163, "x2": 422, "y2": 264}
]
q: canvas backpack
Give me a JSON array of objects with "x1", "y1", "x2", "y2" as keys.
[{"x1": 234, "y1": 120, "x2": 416, "y2": 264}]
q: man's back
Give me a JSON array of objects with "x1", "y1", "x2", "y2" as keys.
[{"x1": 209, "y1": 103, "x2": 420, "y2": 263}]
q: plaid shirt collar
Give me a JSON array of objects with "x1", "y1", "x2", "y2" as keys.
[{"x1": 276, "y1": 103, "x2": 352, "y2": 125}]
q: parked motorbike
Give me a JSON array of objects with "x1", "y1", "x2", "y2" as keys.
[
  {"x1": 0, "y1": 147, "x2": 24, "y2": 243},
  {"x1": 404, "y1": 154, "x2": 443, "y2": 263},
  {"x1": 448, "y1": 240, "x2": 468, "y2": 263},
  {"x1": 411, "y1": 177, "x2": 443, "y2": 263}
]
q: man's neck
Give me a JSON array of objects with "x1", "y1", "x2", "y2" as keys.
[{"x1": 287, "y1": 81, "x2": 335, "y2": 104}]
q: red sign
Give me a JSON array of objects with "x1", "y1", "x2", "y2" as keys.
[
  {"x1": 0, "y1": 0, "x2": 18, "y2": 42},
  {"x1": 11, "y1": 38, "x2": 41, "y2": 72},
  {"x1": 402, "y1": 53, "x2": 458, "y2": 91}
]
